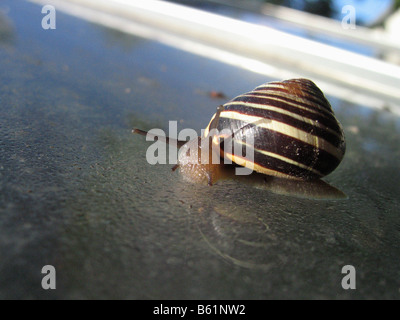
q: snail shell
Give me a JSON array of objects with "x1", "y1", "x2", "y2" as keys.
[{"x1": 204, "y1": 79, "x2": 346, "y2": 180}]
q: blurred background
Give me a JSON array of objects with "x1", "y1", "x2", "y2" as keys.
[{"x1": 172, "y1": 0, "x2": 397, "y2": 26}]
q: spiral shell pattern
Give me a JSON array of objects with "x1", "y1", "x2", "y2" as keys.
[{"x1": 205, "y1": 79, "x2": 346, "y2": 180}]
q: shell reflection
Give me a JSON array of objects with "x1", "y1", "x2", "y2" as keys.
[{"x1": 200, "y1": 163, "x2": 347, "y2": 200}]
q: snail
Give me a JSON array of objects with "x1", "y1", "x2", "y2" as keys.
[{"x1": 133, "y1": 78, "x2": 346, "y2": 186}]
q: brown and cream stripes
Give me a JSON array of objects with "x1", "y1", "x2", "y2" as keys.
[{"x1": 205, "y1": 79, "x2": 346, "y2": 180}]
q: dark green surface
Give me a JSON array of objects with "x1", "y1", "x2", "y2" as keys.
[{"x1": 1, "y1": 0, "x2": 400, "y2": 299}]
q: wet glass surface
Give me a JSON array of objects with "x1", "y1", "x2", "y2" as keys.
[{"x1": 1, "y1": 0, "x2": 400, "y2": 299}]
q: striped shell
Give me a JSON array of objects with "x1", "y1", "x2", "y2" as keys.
[{"x1": 204, "y1": 79, "x2": 346, "y2": 180}]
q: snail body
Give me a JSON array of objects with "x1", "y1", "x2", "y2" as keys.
[{"x1": 134, "y1": 78, "x2": 346, "y2": 185}]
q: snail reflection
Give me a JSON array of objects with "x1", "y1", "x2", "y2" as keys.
[
  {"x1": 200, "y1": 164, "x2": 347, "y2": 200},
  {"x1": 134, "y1": 79, "x2": 346, "y2": 200}
]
